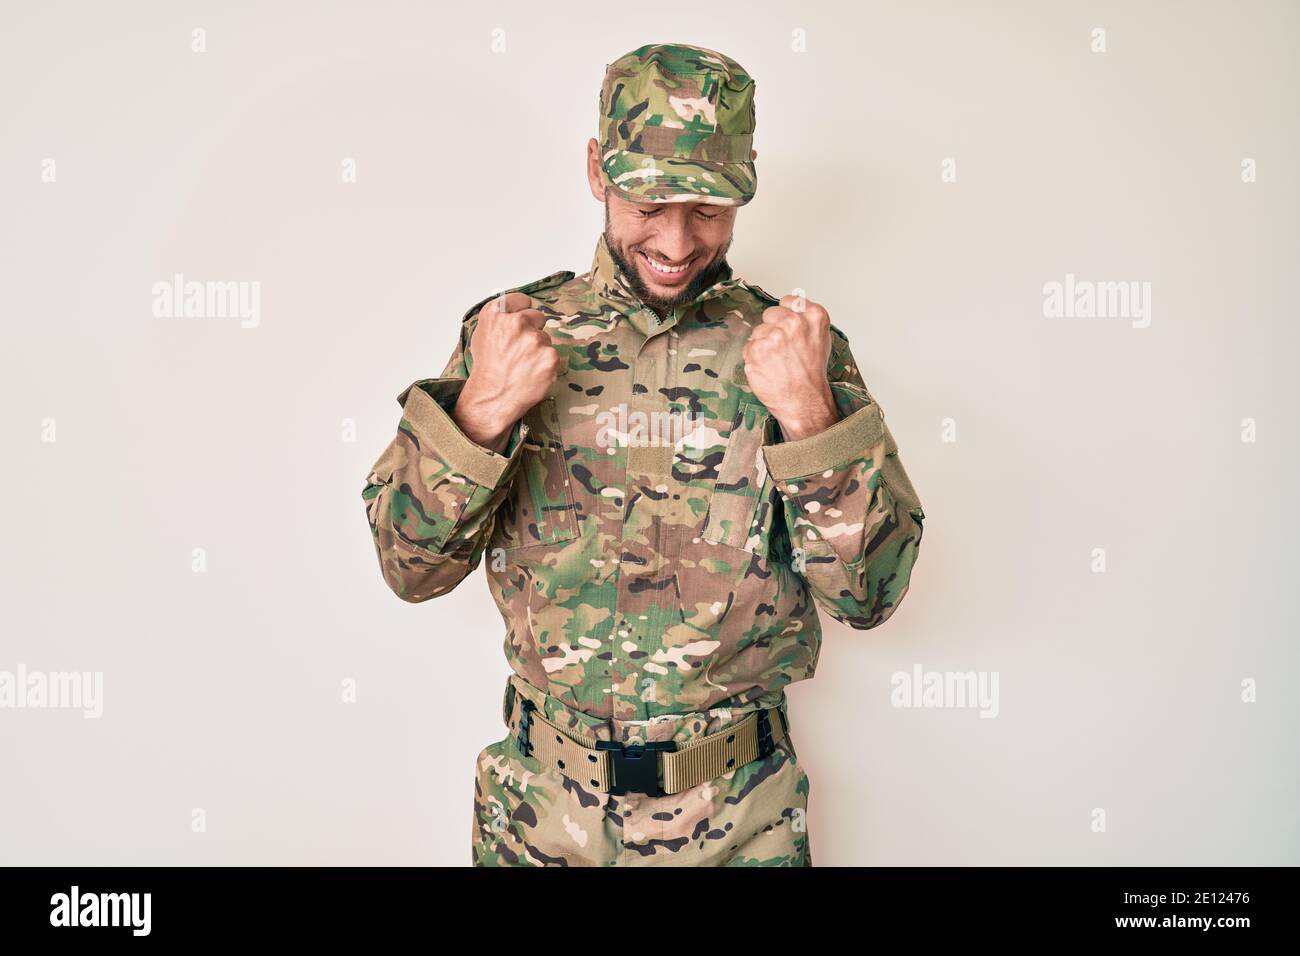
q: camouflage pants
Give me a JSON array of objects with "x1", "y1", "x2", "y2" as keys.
[{"x1": 471, "y1": 675, "x2": 812, "y2": 866}]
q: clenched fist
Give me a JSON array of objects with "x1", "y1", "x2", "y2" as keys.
[
  {"x1": 742, "y1": 294, "x2": 840, "y2": 441},
  {"x1": 453, "y1": 291, "x2": 559, "y2": 452}
]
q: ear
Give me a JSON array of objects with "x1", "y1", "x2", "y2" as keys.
[
  {"x1": 586, "y1": 138, "x2": 607, "y2": 202},
  {"x1": 751, "y1": 148, "x2": 757, "y2": 160}
]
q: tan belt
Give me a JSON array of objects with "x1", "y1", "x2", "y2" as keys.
[{"x1": 502, "y1": 678, "x2": 789, "y2": 797}]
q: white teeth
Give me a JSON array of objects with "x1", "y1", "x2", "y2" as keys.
[{"x1": 642, "y1": 253, "x2": 689, "y2": 275}]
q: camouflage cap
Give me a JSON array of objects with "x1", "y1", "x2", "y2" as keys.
[{"x1": 598, "y1": 43, "x2": 757, "y2": 206}]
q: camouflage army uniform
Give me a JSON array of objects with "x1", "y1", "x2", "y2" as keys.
[{"x1": 361, "y1": 44, "x2": 925, "y2": 867}]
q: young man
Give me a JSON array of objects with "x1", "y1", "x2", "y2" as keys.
[{"x1": 362, "y1": 43, "x2": 925, "y2": 866}]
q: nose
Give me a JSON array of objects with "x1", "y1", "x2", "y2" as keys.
[{"x1": 647, "y1": 215, "x2": 696, "y2": 265}]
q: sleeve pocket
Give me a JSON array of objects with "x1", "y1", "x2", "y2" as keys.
[{"x1": 701, "y1": 401, "x2": 776, "y2": 554}]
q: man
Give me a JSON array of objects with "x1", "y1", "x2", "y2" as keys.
[{"x1": 362, "y1": 43, "x2": 925, "y2": 866}]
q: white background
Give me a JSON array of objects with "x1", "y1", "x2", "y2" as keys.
[{"x1": 1, "y1": 0, "x2": 1296, "y2": 865}]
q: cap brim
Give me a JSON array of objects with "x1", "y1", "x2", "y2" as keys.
[{"x1": 601, "y1": 149, "x2": 756, "y2": 206}]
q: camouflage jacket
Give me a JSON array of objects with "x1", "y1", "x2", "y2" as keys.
[{"x1": 362, "y1": 235, "x2": 926, "y2": 721}]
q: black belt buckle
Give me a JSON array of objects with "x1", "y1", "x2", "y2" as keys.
[
  {"x1": 516, "y1": 699, "x2": 536, "y2": 758},
  {"x1": 755, "y1": 709, "x2": 775, "y2": 759},
  {"x1": 595, "y1": 739, "x2": 677, "y2": 796}
]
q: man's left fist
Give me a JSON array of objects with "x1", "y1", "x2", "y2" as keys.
[{"x1": 742, "y1": 294, "x2": 840, "y2": 440}]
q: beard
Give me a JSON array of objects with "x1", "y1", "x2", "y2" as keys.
[{"x1": 604, "y1": 204, "x2": 733, "y2": 314}]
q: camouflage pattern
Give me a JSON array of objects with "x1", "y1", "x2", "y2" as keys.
[
  {"x1": 362, "y1": 236, "x2": 926, "y2": 864},
  {"x1": 599, "y1": 44, "x2": 757, "y2": 205},
  {"x1": 471, "y1": 674, "x2": 810, "y2": 866}
]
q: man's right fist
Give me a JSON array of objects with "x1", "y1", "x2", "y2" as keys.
[{"x1": 453, "y1": 291, "x2": 560, "y2": 453}]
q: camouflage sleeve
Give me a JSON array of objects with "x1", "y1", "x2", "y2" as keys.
[
  {"x1": 361, "y1": 318, "x2": 528, "y2": 602},
  {"x1": 761, "y1": 331, "x2": 925, "y2": 629}
]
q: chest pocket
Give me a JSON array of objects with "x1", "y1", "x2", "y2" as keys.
[
  {"x1": 492, "y1": 397, "x2": 581, "y2": 550},
  {"x1": 701, "y1": 400, "x2": 776, "y2": 554}
]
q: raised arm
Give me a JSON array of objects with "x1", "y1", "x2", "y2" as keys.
[
  {"x1": 361, "y1": 292, "x2": 558, "y2": 601},
  {"x1": 745, "y1": 295, "x2": 925, "y2": 628}
]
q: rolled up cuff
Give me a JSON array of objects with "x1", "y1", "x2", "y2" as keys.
[
  {"x1": 396, "y1": 377, "x2": 527, "y2": 489},
  {"x1": 762, "y1": 383, "x2": 885, "y2": 481}
]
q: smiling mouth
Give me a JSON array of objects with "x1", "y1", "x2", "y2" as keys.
[{"x1": 638, "y1": 250, "x2": 694, "y2": 280}]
